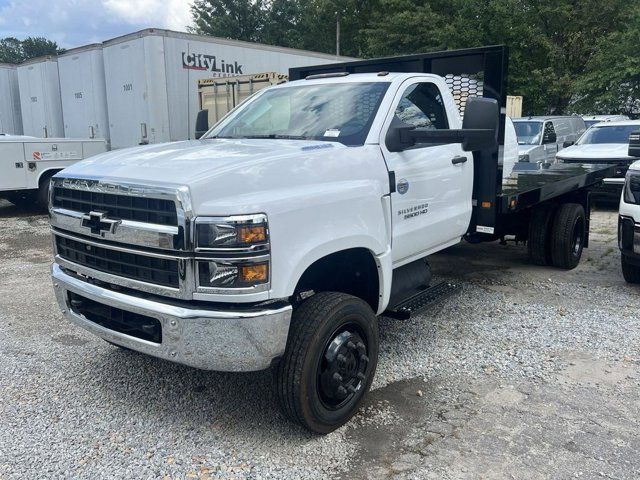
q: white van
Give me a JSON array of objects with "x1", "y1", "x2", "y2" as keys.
[{"x1": 513, "y1": 116, "x2": 586, "y2": 166}]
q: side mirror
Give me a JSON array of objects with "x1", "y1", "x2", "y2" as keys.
[
  {"x1": 195, "y1": 109, "x2": 209, "y2": 139},
  {"x1": 563, "y1": 140, "x2": 575, "y2": 148},
  {"x1": 543, "y1": 131, "x2": 557, "y2": 144},
  {"x1": 385, "y1": 97, "x2": 499, "y2": 152}
]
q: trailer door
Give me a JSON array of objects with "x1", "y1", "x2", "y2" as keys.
[{"x1": 380, "y1": 79, "x2": 473, "y2": 265}]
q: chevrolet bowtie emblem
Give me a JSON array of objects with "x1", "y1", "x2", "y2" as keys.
[{"x1": 81, "y1": 211, "x2": 120, "y2": 236}]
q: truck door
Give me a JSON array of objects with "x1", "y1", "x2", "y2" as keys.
[{"x1": 380, "y1": 79, "x2": 473, "y2": 265}]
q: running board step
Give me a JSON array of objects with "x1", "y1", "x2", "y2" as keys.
[{"x1": 384, "y1": 281, "x2": 462, "y2": 320}]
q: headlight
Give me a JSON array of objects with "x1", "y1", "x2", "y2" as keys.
[
  {"x1": 195, "y1": 214, "x2": 269, "y2": 251},
  {"x1": 197, "y1": 259, "x2": 269, "y2": 289},
  {"x1": 194, "y1": 214, "x2": 270, "y2": 293},
  {"x1": 623, "y1": 171, "x2": 640, "y2": 205},
  {"x1": 518, "y1": 154, "x2": 529, "y2": 162}
]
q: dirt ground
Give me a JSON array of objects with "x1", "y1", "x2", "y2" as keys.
[{"x1": 0, "y1": 199, "x2": 638, "y2": 479}]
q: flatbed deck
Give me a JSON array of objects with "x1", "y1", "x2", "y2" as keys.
[{"x1": 500, "y1": 163, "x2": 616, "y2": 213}]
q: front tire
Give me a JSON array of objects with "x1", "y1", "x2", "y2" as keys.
[
  {"x1": 621, "y1": 254, "x2": 640, "y2": 284},
  {"x1": 274, "y1": 292, "x2": 379, "y2": 434}
]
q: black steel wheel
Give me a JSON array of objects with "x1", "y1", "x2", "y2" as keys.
[
  {"x1": 550, "y1": 203, "x2": 586, "y2": 270},
  {"x1": 274, "y1": 292, "x2": 378, "y2": 434}
]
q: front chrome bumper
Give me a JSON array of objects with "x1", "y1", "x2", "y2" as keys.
[{"x1": 52, "y1": 263, "x2": 292, "y2": 372}]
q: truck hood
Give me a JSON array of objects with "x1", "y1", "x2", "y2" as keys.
[
  {"x1": 517, "y1": 145, "x2": 540, "y2": 156},
  {"x1": 61, "y1": 138, "x2": 345, "y2": 185},
  {"x1": 56, "y1": 138, "x2": 389, "y2": 216},
  {"x1": 556, "y1": 143, "x2": 634, "y2": 160}
]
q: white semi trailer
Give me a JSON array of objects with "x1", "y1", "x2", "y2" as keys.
[
  {"x1": 17, "y1": 56, "x2": 64, "y2": 138},
  {"x1": 0, "y1": 63, "x2": 23, "y2": 135},
  {"x1": 58, "y1": 44, "x2": 110, "y2": 146},
  {"x1": 102, "y1": 28, "x2": 352, "y2": 149}
]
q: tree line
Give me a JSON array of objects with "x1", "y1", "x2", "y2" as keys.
[
  {"x1": 190, "y1": 0, "x2": 640, "y2": 116},
  {"x1": 0, "y1": 37, "x2": 62, "y2": 64},
  {"x1": 1, "y1": 1, "x2": 636, "y2": 116}
]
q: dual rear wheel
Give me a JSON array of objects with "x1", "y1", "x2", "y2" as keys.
[{"x1": 528, "y1": 203, "x2": 585, "y2": 270}]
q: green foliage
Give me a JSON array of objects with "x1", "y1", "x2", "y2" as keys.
[
  {"x1": 0, "y1": 36, "x2": 61, "y2": 64},
  {"x1": 190, "y1": 0, "x2": 266, "y2": 42},
  {"x1": 190, "y1": 0, "x2": 639, "y2": 115},
  {"x1": 0, "y1": 37, "x2": 24, "y2": 64},
  {"x1": 573, "y1": 11, "x2": 640, "y2": 115}
]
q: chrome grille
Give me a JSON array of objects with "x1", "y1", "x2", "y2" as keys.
[
  {"x1": 55, "y1": 234, "x2": 180, "y2": 288},
  {"x1": 52, "y1": 186, "x2": 178, "y2": 226}
]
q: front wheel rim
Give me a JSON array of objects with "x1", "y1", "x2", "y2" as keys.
[{"x1": 317, "y1": 322, "x2": 370, "y2": 411}]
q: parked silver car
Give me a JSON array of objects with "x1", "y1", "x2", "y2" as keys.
[{"x1": 513, "y1": 116, "x2": 587, "y2": 166}]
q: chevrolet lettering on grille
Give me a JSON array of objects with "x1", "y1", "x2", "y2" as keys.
[{"x1": 81, "y1": 211, "x2": 120, "y2": 236}]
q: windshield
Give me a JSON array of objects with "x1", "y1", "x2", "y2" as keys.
[
  {"x1": 206, "y1": 82, "x2": 390, "y2": 146},
  {"x1": 513, "y1": 121, "x2": 542, "y2": 145},
  {"x1": 584, "y1": 120, "x2": 599, "y2": 128},
  {"x1": 577, "y1": 124, "x2": 640, "y2": 145}
]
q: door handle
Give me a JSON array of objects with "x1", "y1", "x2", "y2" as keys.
[{"x1": 452, "y1": 156, "x2": 467, "y2": 165}]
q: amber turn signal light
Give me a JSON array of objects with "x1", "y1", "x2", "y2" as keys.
[
  {"x1": 238, "y1": 225, "x2": 267, "y2": 244},
  {"x1": 240, "y1": 263, "x2": 268, "y2": 283}
]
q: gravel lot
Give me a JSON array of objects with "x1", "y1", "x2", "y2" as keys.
[{"x1": 0, "y1": 200, "x2": 639, "y2": 479}]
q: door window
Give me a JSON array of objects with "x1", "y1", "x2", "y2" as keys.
[
  {"x1": 543, "y1": 121, "x2": 556, "y2": 143},
  {"x1": 394, "y1": 83, "x2": 449, "y2": 130}
]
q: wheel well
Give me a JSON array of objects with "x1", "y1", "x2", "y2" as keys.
[
  {"x1": 38, "y1": 169, "x2": 61, "y2": 187},
  {"x1": 293, "y1": 248, "x2": 380, "y2": 312}
]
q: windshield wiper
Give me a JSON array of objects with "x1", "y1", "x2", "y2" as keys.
[
  {"x1": 206, "y1": 134, "x2": 311, "y2": 140},
  {"x1": 235, "y1": 134, "x2": 309, "y2": 140}
]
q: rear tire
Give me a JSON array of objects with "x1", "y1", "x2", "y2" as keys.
[
  {"x1": 528, "y1": 205, "x2": 555, "y2": 265},
  {"x1": 550, "y1": 203, "x2": 586, "y2": 270},
  {"x1": 274, "y1": 292, "x2": 379, "y2": 434},
  {"x1": 621, "y1": 254, "x2": 640, "y2": 284}
]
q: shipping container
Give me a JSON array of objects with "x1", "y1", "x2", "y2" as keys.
[
  {"x1": 0, "y1": 64, "x2": 23, "y2": 135},
  {"x1": 17, "y1": 56, "x2": 64, "y2": 138},
  {"x1": 58, "y1": 44, "x2": 110, "y2": 145},
  {"x1": 198, "y1": 72, "x2": 288, "y2": 127},
  {"x1": 103, "y1": 29, "x2": 352, "y2": 149}
]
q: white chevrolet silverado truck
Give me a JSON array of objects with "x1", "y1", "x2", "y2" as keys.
[
  {"x1": 618, "y1": 131, "x2": 640, "y2": 283},
  {"x1": 49, "y1": 47, "x2": 613, "y2": 433}
]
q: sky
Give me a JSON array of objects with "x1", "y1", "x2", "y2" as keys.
[{"x1": 0, "y1": 0, "x2": 194, "y2": 48}]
